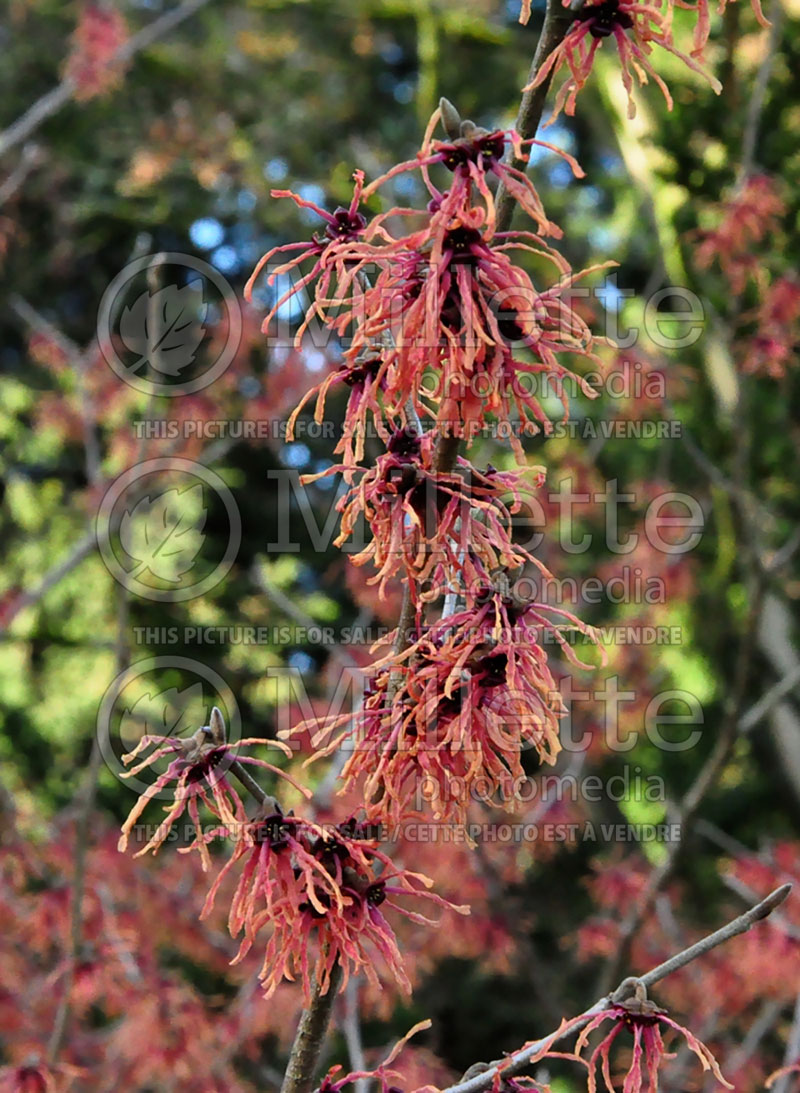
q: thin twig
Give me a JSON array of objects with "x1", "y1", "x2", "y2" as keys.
[
  {"x1": 440, "y1": 885, "x2": 791, "y2": 1093},
  {"x1": 597, "y1": 573, "x2": 768, "y2": 994},
  {"x1": 738, "y1": 2, "x2": 785, "y2": 183},
  {"x1": 740, "y1": 663, "x2": 800, "y2": 734},
  {"x1": 10, "y1": 293, "x2": 101, "y2": 486},
  {"x1": 342, "y1": 978, "x2": 369, "y2": 1093},
  {"x1": 0, "y1": 142, "x2": 43, "y2": 206},
  {"x1": 0, "y1": 529, "x2": 96, "y2": 635},
  {"x1": 772, "y1": 991, "x2": 800, "y2": 1093}
]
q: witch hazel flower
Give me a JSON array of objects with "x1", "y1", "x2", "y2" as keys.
[
  {"x1": 63, "y1": 2, "x2": 129, "y2": 102},
  {"x1": 305, "y1": 430, "x2": 541, "y2": 601},
  {"x1": 573, "y1": 979, "x2": 732, "y2": 1091},
  {"x1": 117, "y1": 707, "x2": 310, "y2": 869},
  {"x1": 693, "y1": 174, "x2": 785, "y2": 295},
  {"x1": 362, "y1": 99, "x2": 584, "y2": 238},
  {"x1": 688, "y1": 0, "x2": 770, "y2": 54},
  {"x1": 745, "y1": 274, "x2": 800, "y2": 378},
  {"x1": 527, "y1": 0, "x2": 721, "y2": 123},
  {"x1": 200, "y1": 812, "x2": 468, "y2": 1000},
  {"x1": 244, "y1": 170, "x2": 370, "y2": 339},
  {"x1": 294, "y1": 578, "x2": 598, "y2": 827},
  {"x1": 287, "y1": 348, "x2": 391, "y2": 466},
  {"x1": 339, "y1": 209, "x2": 605, "y2": 457}
]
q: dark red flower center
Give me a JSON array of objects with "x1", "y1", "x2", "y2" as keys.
[
  {"x1": 324, "y1": 206, "x2": 367, "y2": 242},
  {"x1": 580, "y1": 0, "x2": 634, "y2": 36},
  {"x1": 185, "y1": 746, "x2": 226, "y2": 784},
  {"x1": 366, "y1": 881, "x2": 387, "y2": 906},
  {"x1": 440, "y1": 132, "x2": 507, "y2": 172},
  {"x1": 253, "y1": 812, "x2": 290, "y2": 849}
]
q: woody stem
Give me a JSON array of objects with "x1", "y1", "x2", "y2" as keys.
[
  {"x1": 495, "y1": 0, "x2": 576, "y2": 234},
  {"x1": 280, "y1": 961, "x2": 344, "y2": 1093}
]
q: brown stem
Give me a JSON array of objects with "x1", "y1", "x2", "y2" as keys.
[
  {"x1": 280, "y1": 961, "x2": 344, "y2": 1093},
  {"x1": 495, "y1": 0, "x2": 575, "y2": 234}
]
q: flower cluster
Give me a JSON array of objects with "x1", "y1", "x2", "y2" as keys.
[
  {"x1": 201, "y1": 813, "x2": 468, "y2": 1000},
  {"x1": 261, "y1": 106, "x2": 603, "y2": 464},
  {"x1": 518, "y1": 0, "x2": 771, "y2": 122},
  {"x1": 296, "y1": 581, "x2": 598, "y2": 827},
  {"x1": 745, "y1": 274, "x2": 800, "y2": 378},
  {"x1": 117, "y1": 707, "x2": 309, "y2": 870},
  {"x1": 308, "y1": 431, "x2": 544, "y2": 600},
  {"x1": 121, "y1": 99, "x2": 603, "y2": 1028}
]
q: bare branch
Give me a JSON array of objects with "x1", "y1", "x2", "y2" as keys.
[
  {"x1": 47, "y1": 585, "x2": 130, "y2": 1063},
  {"x1": 342, "y1": 979, "x2": 369, "y2": 1093}
]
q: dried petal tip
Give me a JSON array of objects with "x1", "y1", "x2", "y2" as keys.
[{"x1": 439, "y1": 97, "x2": 462, "y2": 140}]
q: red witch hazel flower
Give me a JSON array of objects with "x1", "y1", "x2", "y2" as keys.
[
  {"x1": 244, "y1": 170, "x2": 369, "y2": 339},
  {"x1": 693, "y1": 174, "x2": 785, "y2": 295},
  {"x1": 287, "y1": 348, "x2": 392, "y2": 465},
  {"x1": 362, "y1": 98, "x2": 584, "y2": 237},
  {"x1": 117, "y1": 707, "x2": 310, "y2": 869},
  {"x1": 573, "y1": 980, "x2": 732, "y2": 1091},
  {"x1": 306, "y1": 430, "x2": 543, "y2": 601},
  {"x1": 201, "y1": 812, "x2": 468, "y2": 1000},
  {"x1": 527, "y1": 0, "x2": 721, "y2": 123},
  {"x1": 744, "y1": 274, "x2": 800, "y2": 378},
  {"x1": 335, "y1": 206, "x2": 604, "y2": 456},
  {"x1": 295, "y1": 577, "x2": 598, "y2": 827}
]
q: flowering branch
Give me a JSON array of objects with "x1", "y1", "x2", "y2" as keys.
[{"x1": 441, "y1": 883, "x2": 791, "y2": 1093}]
